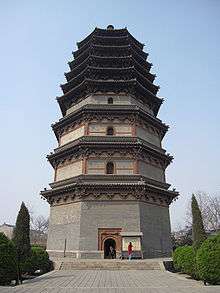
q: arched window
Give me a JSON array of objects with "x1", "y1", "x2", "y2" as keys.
[
  {"x1": 107, "y1": 97, "x2": 113, "y2": 104},
  {"x1": 106, "y1": 162, "x2": 114, "y2": 174},
  {"x1": 106, "y1": 126, "x2": 114, "y2": 136}
]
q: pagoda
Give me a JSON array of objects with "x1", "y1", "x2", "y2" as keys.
[{"x1": 41, "y1": 25, "x2": 178, "y2": 260}]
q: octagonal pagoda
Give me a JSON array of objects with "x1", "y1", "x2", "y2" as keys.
[{"x1": 41, "y1": 25, "x2": 178, "y2": 259}]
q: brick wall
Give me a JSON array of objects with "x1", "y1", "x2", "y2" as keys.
[
  {"x1": 46, "y1": 200, "x2": 172, "y2": 258},
  {"x1": 136, "y1": 126, "x2": 161, "y2": 147},
  {"x1": 139, "y1": 161, "x2": 165, "y2": 182},
  {"x1": 79, "y1": 201, "x2": 141, "y2": 251},
  {"x1": 56, "y1": 160, "x2": 83, "y2": 181},
  {"x1": 47, "y1": 202, "x2": 81, "y2": 251},
  {"x1": 60, "y1": 125, "x2": 85, "y2": 146},
  {"x1": 88, "y1": 123, "x2": 132, "y2": 136},
  {"x1": 87, "y1": 159, "x2": 134, "y2": 175},
  {"x1": 139, "y1": 202, "x2": 172, "y2": 257},
  {"x1": 66, "y1": 94, "x2": 153, "y2": 115}
]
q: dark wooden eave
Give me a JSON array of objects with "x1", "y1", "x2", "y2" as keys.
[
  {"x1": 68, "y1": 45, "x2": 150, "y2": 70},
  {"x1": 65, "y1": 55, "x2": 154, "y2": 82},
  {"x1": 51, "y1": 104, "x2": 169, "y2": 140},
  {"x1": 40, "y1": 180, "x2": 178, "y2": 203},
  {"x1": 75, "y1": 34, "x2": 146, "y2": 60},
  {"x1": 74, "y1": 42, "x2": 147, "y2": 60},
  {"x1": 47, "y1": 136, "x2": 173, "y2": 169},
  {"x1": 49, "y1": 174, "x2": 171, "y2": 190},
  {"x1": 61, "y1": 66, "x2": 159, "y2": 95},
  {"x1": 57, "y1": 79, "x2": 163, "y2": 116},
  {"x1": 77, "y1": 27, "x2": 144, "y2": 50}
]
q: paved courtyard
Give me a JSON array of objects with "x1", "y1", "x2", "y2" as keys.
[{"x1": 0, "y1": 270, "x2": 219, "y2": 293}]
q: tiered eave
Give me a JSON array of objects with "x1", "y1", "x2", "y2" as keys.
[{"x1": 57, "y1": 27, "x2": 161, "y2": 117}]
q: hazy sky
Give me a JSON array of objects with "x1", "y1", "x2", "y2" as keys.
[{"x1": 0, "y1": 0, "x2": 219, "y2": 230}]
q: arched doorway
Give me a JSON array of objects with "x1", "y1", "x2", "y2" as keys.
[{"x1": 104, "y1": 238, "x2": 116, "y2": 259}]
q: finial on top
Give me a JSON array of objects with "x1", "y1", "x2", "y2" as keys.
[{"x1": 107, "y1": 25, "x2": 114, "y2": 30}]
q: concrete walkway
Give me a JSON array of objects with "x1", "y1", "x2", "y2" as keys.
[{"x1": 0, "y1": 270, "x2": 219, "y2": 293}]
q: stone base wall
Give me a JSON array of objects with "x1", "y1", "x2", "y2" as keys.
[
  {"x1": 47, "y1": 200, "x2": 172, "y2": 259},
  {"x1": 140, "y1": 202, "x2": 172, "y2": 258},
  {"x1": 79, "y1": 201, "x2": 140, "y2": 251},
  {"x1": 47, "y1": 250, "x2": 104, "y2": 260},
  {"x1": 47, "y1": 202, "x2": 81, "y2": 252}
]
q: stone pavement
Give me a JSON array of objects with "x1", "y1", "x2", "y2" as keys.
[{"x1": 0, "y1": 270, "x2": 219, "y2": 293}]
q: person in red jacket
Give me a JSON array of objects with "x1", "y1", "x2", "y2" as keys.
[{"x1": 128, "y1": 242, "x2": 133, "y2": 260}]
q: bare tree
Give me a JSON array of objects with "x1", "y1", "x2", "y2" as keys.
[
  {"x1": 30, "y1": 215, "x2": 48, "y2": 246},
  {"x1": 186, "y1": 191, "x2": 220, "y2": 232},
  {"x1": 171, "y1": 226, "x2": 193, "y2": 249},
  {"x1": 24, "y1": 205, "x2": 49, "y2": 246},
  {"x1": 32, "y1": 215, "x2": 49, "y2": 234}
]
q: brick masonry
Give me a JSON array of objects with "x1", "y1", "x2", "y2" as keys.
[
  {"x1": 66, "y1": 94, "x2": 153, "y2": 116},
  {"x1": 47, "y1": 200, "x2": 172, "y2": 259}
]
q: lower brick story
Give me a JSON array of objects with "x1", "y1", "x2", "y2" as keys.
[{"x1": 47, "y1": 200, "x2": 172, "y2": 259}]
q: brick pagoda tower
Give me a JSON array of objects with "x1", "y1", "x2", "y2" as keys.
[{"x1": 41, "y1": 25, "x2": 178, "y2": 259}]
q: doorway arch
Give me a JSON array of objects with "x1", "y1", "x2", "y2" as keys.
[{"x1": 104, "y1": 238, "x2": 116, "y2": 259}]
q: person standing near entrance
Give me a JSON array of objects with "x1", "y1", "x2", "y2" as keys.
[
  {"x1": 109, "y1": 246, "x2": 115, "y2": 259},
  {"x1": 128, "y1": 242, "x2": 133, "y2": 260}
]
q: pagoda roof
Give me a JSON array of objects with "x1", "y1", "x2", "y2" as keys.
[
  {"x1": 49, "y1": 174, "x2": 171, "y2": 191},
  {"x1": 41, "y1": 178, "x2": 178, "y2": 205},
  {"x1": 57, "y1": 79, "x2": 163, "y2": 116},
  {"x1": 54, "y1": 136, "x2": 166, "y2": 155},
  {"x1": 61, "y1": 66, "x2": 159, "y2": 95},
  {"x1": 74, "y1": 43, "x2": 148, "y2": 60},
  {"x1": 58, "y1": 27, "x2": 161, "y2": 116},
  {"x1": 47, "y1": 136, "x2": 173, "y2": 168},
  {"x1": 78, "y1": 35, "x2": 143, "y2": 51},
  {"x1": 52, "y1": 104, "x2": 168, "y2": 140},
  {"x1": 77, "y1": 27, "x2": 144, "y2": 49},
  {"x1": 65, "y1": 55, "x2": 154, "y2": 82},
  {"x1": 68, "y1": 44, "x2": 149, "y2": 70}
]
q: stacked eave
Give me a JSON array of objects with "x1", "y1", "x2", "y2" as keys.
[
  {"x1": 40, "y1": 174, "x2": 178, "y2": 205},
  {"x1": 57, "y1": 27, "x2": 161, "y2": 116},
  {"x1": 76, "y1": 27, "x2": 144, "y2": 49},
  {"x1": 41, "y1": 26, "x2": 179, "y2": 205},
  {"x1": 51, "y1": 104, "x2": 169, "y2": 141},
  {"x1": 47, "y1": 136, "x2": 173, "y2": 169}
]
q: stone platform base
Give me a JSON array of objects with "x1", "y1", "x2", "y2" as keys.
[
  {"x1": 52, "y1": 258, "x2": 170, "y2": 271},
  {"x1": 47, "y1": 250, "x2": 104, "y2": 260}
]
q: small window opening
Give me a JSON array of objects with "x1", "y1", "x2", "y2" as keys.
[
  {"x1": 108, "y1": 97, "x2": 113, "y2": 104},
  {"x1": 106, "y1": 162, "x2": 114, "y2": 174},
  {"x1": 106, "y1": 126, "x2": 114, "y2": 136}
]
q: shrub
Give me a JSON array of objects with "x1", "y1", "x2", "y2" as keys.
[
  {"x1": 173, "y1": 245, "x2": 197, "y2": 278},
  {"x1": 0, "y1": 232, "x2": 9, "y2": 244},
  {"x1": 196, "y1": 234, "x2": 220, "y2": 285},
  {"x1": 0, "y1": 233, "x2": 18, "y2": 285},
  {"x1": 173, "y1": 246, "x2": 183, "y2": 271},
  {"x1": 21, "y1": 246, "x2": 52, "y2": 275}
]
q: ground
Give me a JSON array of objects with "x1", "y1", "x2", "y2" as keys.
[{"x1": 0, "y1": 270, "x2": 219, "y2": 293}]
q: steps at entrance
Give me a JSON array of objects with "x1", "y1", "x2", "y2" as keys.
[{"x1": 58, "y1": 259, "x2": 163, "y2": 270}]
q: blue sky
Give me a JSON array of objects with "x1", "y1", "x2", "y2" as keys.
[{"x1": 0, "y1": 0, "x2": 219, "y2": 230}]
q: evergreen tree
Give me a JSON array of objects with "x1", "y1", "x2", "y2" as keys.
[
  {"x1": 13, "y1": 202, "x2": 31, "y2": 283},
  {"x1": 191, "y1": 194, "x2": 207, "y2": 248},
  {"x1": 0, "y1": 233, "x2": 18, "y2": 285}
]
